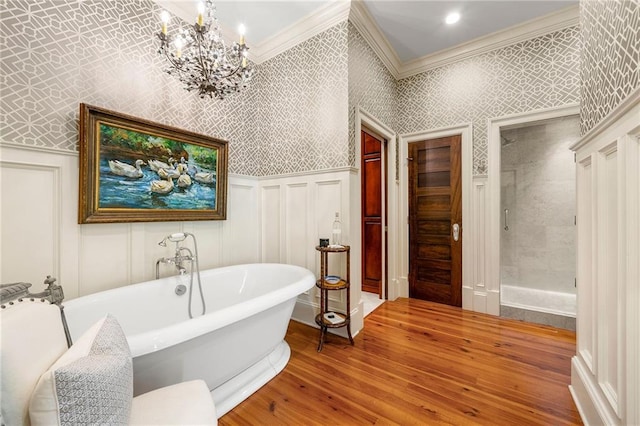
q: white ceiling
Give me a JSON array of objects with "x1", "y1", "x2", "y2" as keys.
[
  {"x1": 363, "y1": 1, "x2": 576, "y2": 62},
  {"x1": 156, "y1": 0, "x2": 577, "y2": 64}
]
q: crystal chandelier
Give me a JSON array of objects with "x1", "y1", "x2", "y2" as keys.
[{"x1": 156, "y1": 0, "x2": 254, "y2": 100}]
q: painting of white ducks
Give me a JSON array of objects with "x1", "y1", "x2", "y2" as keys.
[
  {"x1": 78, "y1": 103, "x2": 227, "y2": 223},
  {"x1": 108, "y1": 159, "x2": 146, "y2": 178}
]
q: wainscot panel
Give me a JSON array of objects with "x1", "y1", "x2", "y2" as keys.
[{"x1": 0, "y1": 143, "x2": 260, "y2": 299}]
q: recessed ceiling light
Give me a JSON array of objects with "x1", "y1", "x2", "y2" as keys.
[{"x1": 445, "y1": 12, "x2": 460, "y2": 25}]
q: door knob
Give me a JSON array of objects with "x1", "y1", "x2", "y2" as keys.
[{"x1": 452, "y1": 223, "x2": 460, "y2": 242}]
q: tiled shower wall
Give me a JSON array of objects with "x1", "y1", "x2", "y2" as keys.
[
  {"x1": 397, "y1": 27, "x2": 581, "y2": 175},
  {"x1": 579, "y1": 0, "x2": 639, "y2": 134},
  {"x1": 500, "y1": 116, "x2": 580, "y2": 294},
  {"x1": 0, "y1": 1, "x2": 349, "y2": 177}
]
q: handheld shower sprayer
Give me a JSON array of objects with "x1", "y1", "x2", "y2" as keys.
[{"x1": 158, "y1": 232, "x2": 190, "y2": 247}]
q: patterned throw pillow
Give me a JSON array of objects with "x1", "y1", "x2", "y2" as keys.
[{"x1": 29, "y1": 314, "x2": 133, "y2": 426}]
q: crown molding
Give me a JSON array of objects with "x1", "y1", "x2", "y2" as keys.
[
  {"x1": 397, "y1": 4, "x2": 579, "y2": 79},
  {"x1": 348, "y1": 0, "x2": 400, "y2": 79},
  {"x1": 250, "y1": 0, "x2": 351, "y2": 64},
  {"x1": 153, "y1": 0, "x2": 351, "y2": 63},
  {"x1": 155, "y1": 1, "x2": 578, "y2": 75}
]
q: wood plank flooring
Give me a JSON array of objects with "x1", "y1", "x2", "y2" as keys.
[{"x1": 219, "y1": 298, "x2": 582, "y2": 425}]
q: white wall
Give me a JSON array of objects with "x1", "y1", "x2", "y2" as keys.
[
  {"x1": 0, "y1": 144, "x2": 364, "y2": 336},
  {"x1": 0, "y1": 144, "x2": 260, "y2": 299},
  {"x1": 569, "y1": 90, "x2": 640, "y2": 426},
  {"x1": 258, "y1": 168, "x2": 364, "y2": 337}
]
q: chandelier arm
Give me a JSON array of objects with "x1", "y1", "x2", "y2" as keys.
[
  {"x1": 162, "y1": 50, "x2": 182, "y2": 70},
  {"x1": 220, "y1": 65, "x2": 242, "y2": 80},
  {"x1": 155, "y1": 4, "x2": 253, "y2": 100},
  {"x1": 196, "y1": 37, "x2": 213, "y2": 82}
]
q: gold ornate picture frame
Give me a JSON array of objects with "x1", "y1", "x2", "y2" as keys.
[{"x1": 78, "y1": 103, "x2": 228, "y2": 223}]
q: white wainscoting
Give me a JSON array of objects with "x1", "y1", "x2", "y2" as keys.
[
  {"x1": 464, "y1": 176, "x2": 495, "y2": 313},
  {"x1": 569, "y1": 89, "x2": 640, "y2": 426},
  {"x1": 0, "y1": 144, "x2": 260, "y2": 299},
  {"x1": 259, "y1": 168, "x2": 364, "y2": 338},
  {"x1": 0, "y1": 144, "x2": 363, "y2": 337}
]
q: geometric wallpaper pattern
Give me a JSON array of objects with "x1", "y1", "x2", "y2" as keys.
[
  {"x1": 580, "y1": 0, "x2": 639, "y2": 135},
  {"x1": 0, "y1": 0, "x2": 253, "y2": 174},
  {"x1": 397, "y1": 26, "x2": 581, "y2": 175},
  {"x1": 251, "y1": 22, "x2": 350, "y2": 176},
  {"x1": 348, "y1": 21, "x2": 397, "y2": 169},
  {"x1": 0, "y1": 0, "x2": 350, "y2": 177},
  {"x1": 0, "y1": 1, "x2": 593, "y2": 178}
]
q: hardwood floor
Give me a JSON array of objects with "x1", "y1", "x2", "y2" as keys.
[{"x1": 219, "y1": 298, "x2": 582, "y2": 425}]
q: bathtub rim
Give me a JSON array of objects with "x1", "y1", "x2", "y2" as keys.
[{"x1": 64, "y1": 263, "x2": 315, "y2": 357}]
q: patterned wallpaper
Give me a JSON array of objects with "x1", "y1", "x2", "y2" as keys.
[
  {"x1": 0, "y1": 1, "x2": 351, "y2": 176},
  {"x1": 347, "y1": 22, "x2": 397, "y2": 168},
  {"x1": 251, "y1": 22, "x2": 349, "y2": 176},
  {"x1": 0, "y1": 0, "x2": 260, "y2": 175},
  {"x1": 5, "y1": 1, "x2": 621, "y2": 178},
  {"x1": 397, "y1": 27, "x2": 581, "y2": 175},
  {"x1": 580, "y1": 0, "x2": 639, "y2": 134}
]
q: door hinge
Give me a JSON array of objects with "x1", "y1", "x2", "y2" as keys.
[
  {"x1": 575, "y1": 277, "x2": 577, "y2": 288},
  {"x1": 385, "y1": 226, "x2": 388, "y2": 232},
  {"x1": 574, "y1": 152, "x2": 576, "y2": 163},
  {"x1": 574, "y1": 215, "x2": 576, "y2": 225}
]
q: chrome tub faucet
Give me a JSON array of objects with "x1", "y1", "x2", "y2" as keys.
[{"x1": 155, "y1": 232, "x2": 205, "y2": 318}]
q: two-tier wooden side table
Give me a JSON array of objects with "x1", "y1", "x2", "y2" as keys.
[{"x1": 315, "y1": 245, "x2": 354, "y2": 352}]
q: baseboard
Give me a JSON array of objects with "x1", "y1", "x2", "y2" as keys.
[{"x1": 570, "y1": 356, "x2": 619, "y2": 425}]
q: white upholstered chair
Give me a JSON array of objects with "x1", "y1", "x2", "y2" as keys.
[{"x1": 0, "y1": 299, "x2": 217, "y2": 425}]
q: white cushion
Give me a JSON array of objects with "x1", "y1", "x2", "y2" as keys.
[
  {"x1": 0, "y1": 301, "x2": 68, "y2": 426},
  {"x1": 29, "y1": 314, "x2": 133, "y2": 426},
  {"x1": 130, "y1": 380, "x2": 217, "y2": 425}
]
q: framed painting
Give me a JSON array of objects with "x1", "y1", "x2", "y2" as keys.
[{"x1": 78, "y1": 103, "x2": 228, "y2": 223}]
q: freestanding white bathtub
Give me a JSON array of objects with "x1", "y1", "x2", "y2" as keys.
[{"x1": 63, "y1": 263, "x2": 315, "y2": 417}]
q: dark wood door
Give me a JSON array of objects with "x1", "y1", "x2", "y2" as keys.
[
  {"x1": 408, "y1": 135, "x2": 462, "y2": 306},
  {"x1": 361, "y1": 129, "x2": 385, "y2": 296}
]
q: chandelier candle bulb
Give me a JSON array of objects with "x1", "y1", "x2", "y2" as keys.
[
  {"x1": 160, "y1": 10, "x2": 170, "y2": 35},
  {"x1": 239, "y1": 23, "x2": 246, "y2": 45},
  {"x1": 174, "y1": 37, "x2": 184, "y2": 59},
  {"x1": 197, "y1": 2, "x2": 204, "y2": 26}
]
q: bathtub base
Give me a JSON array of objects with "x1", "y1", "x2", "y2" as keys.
[{"x1": 212, "y1": 340, "x2": 291, "y2": 418}]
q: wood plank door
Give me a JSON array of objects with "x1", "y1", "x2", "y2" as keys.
[
  {"x1": 361, "y1": 129, "x2": 386, "y2": 296},
  {"x1": 408, "y1": 135, "x2": 462, "y2": 306}
]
